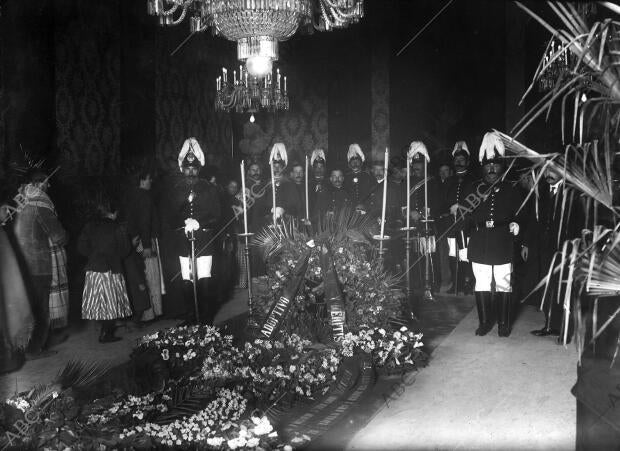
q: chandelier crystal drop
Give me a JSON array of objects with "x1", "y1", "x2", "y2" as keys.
[
  {"x1": 147, "y1": 0, "x2": 364, "y2": 68},
  {"x1": 215, "y1": 64, "x2": 289, "y2": 113}
]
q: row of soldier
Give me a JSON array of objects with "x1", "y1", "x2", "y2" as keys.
[
  {"x1": 233, "y1": 135, "x2": 581, "y2": 342},
  {"x1": 166, "y1": 133, "x2": 581, "y2": 343}
]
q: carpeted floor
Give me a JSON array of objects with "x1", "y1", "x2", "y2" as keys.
[{"x1": 346, "y1": 304, "x2": 577, "y2": 451}]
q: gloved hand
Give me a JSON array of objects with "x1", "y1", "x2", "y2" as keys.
[
  {"x1": 271, "y1": 207, "x2": 285, "y2": 219},
  {"x1": 509, "y1": 222, "x2": 520, "y2": 236},
  {"x1": 184, "y1": 218, "x2": 200, "y2": 235}
]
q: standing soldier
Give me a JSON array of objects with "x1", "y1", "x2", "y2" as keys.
[
  {"x1": 164, "y1": 137, "x2": 221, "y2": 325},
  {"x1": 309, "y1": 149, "x2": 327, "y2": 214},
  {"x1": 344, "y1": 143, "x2": 374, "y2": 214},
  {"x1": 444, "y1": 141, "x2": 477, "y2": 294},
  {"x1": 459, "y1": 132, "x2": 522, "y2": 337},
  {"x1": 315, "y1": 167, "x2": 351, "y2": 220}
]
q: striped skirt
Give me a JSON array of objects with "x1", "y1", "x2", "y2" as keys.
[{"x1": 82, "y1": 271, "x2": 133, "y2": 320}]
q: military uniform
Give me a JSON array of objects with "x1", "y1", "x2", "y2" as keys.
[
  {"x1": 462, "y1": 131, "x2": 522, "y2": 337},
  {"x1": 315, "y1": 185, "x2": 352, "y2": 219},
  {"x1": 344, "y1": 170, "x2": 374, "y2": 211}
]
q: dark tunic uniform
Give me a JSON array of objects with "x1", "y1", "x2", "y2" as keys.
[
  {"x1": 315, "y1": 186, "x2": 352, "y2": 219},
  {"x1": 464, "y1": 180, "x2": 522, "y2": 265},
  {"x1": 158, "y1": 175, "x2": 221, "y2": 318},
  {"x1": 256, "y1": 177, "x2": 300, "y2": 223},
  {"x1": 344, "y1": 170, "x2": 374, "y2": 211},
  {"x1": 309, "y1": 176, "x2": 327, "y2": 215},
  {"x1": 444, "y1": 172, "x2": 477, "y2": 242},
  {"x1": 367, "y1": 179, "x2": 405, "y2": 228}
]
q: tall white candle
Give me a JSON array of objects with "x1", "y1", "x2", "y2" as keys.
[
  {"x1": 240, "y1": 161, "x2": 248, "y2": 234},
  {"x1": 406, "y1": 154, "x2": 411, "y2": 230},
  {"x1": 284, "y1": 76, "x2": 287, "y2": 93},
  {"x1": 305, "y1": 155, "x2": 309, "y2": 220},
  {"x1": 380, "y1": 148, "x2": 389, "y2": 239},
  {"x1": 271, "y1": 160, "x2": 277, "y2": 227}
]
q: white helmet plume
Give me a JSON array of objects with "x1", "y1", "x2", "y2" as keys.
[
  {"x1": 310, "y1": 148, "x2": 326, "y2": 166},
  {"x1": 407, "y1": 141, "x2": 430, "y2": 162},
  {"x1": 347, "y1": 143, "x2": 365, "y2": 162},
  {"x1": 452, "y1": 141, "x2": 470, "y2": 157},
  {"x1": 269, "y1": 142, "x2": 288, "y2": 167},
  {"x1": 178, "y1": 137, "x2": 205, "y2": 172},
  {"x1": 478, "y1": 132, "x2": 505, "y2": 163}
]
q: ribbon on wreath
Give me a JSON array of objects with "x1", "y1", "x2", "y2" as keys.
[
  {"x1": 319, "y1": 245, "x2": 346, "y2": 341},
  {"x1": 261, "y1": 249, "x2": 311, "y2": 339}
]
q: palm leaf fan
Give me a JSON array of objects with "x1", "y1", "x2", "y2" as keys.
[
  {"x1": 315, "y1": 206, "x2": 375, "y2": 245},
  {"x1": 55, "y1": 359, "x2": 113, "y2": 390},
  {"x1": 252, "y1": 218, "x2": 310, "y2": 261}
]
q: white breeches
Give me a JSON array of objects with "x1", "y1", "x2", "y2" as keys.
[
  {"x1": 448, "y1": 237, "x2": 469, "y2": 262},
  {"x1": 179, "y1": 256, "x2": 212, "y2": 280},
  {"x1": 471, "y1": 262, "x2": 512, "y2": 292}
]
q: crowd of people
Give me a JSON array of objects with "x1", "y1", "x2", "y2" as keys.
[{"x1": 0, "y1": 132, "x2": 584, "y2": 374}]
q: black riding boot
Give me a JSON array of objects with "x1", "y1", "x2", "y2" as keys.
[
  {"x1": 497, "y1": 293, "x2": 512, "y2": 337},
  {"x1": 474, "y1": 291, "x2": 494, "y2": 336}
]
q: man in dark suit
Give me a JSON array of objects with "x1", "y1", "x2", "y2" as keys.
[
  {"x1": 522, "y1": 166, "x2": 584, "y2": 343},
  {"x1": 459, "y1": 133, "x2": 522, "y2": 337}
]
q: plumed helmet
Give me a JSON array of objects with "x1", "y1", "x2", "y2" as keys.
[
  {"x1": 269, "y1": 142, "x2": 288, "y2": 167},
  {"x1": 478, "y1": 132, "x2": 505, "y2": 164},
  {"x1": 452, "y1": 141, "x2": 470, "y2": 159},
  {"x1": 178, "y1": 137, "x2": 205, "y2": 173},
  {"x1": 347, "y1": 143, "x2": 365, "y2": 162},
  {"x1": 310, "y1": 148, "x2": 326, "y2": 166}
]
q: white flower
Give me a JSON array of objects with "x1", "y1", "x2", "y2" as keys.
[
  {"x1": 247, "y1": 437, "x2": 260, "y2": 447},
  {"x1": 289, "y1": 365, "x2": 296, "y2": 373},
  {"x1": 378, "y1": 328, "x2": 386, "y2": 336}
]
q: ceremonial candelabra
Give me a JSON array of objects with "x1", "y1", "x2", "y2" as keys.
[{"x1": 215, "y1": 65, "x2": 289, "y2": 113}]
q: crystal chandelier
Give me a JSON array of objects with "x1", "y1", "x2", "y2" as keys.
[
  {"x1": 215, "y1": 64, "x2": 289, "y2": 113},
  {"x1": 538, "y1": 2, "x2": 597, "y2": 91},
  {"x1": 147, "y1": 0, "x2": 364, "y2": 77}
]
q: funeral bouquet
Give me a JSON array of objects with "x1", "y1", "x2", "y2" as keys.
[{"x1": 339, "y1": 326, "x2": 425, "y2": 372}]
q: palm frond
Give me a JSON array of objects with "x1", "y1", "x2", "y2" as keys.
[
  {"x1": 55, "y1": 360, "x2": 113, "y2": 390},
  {"x1": 514, "y1": 2, "x2": 620, "y2": 139},
  {"x1": 495, "y1": 132, "x2": 616, "y2": 215}
]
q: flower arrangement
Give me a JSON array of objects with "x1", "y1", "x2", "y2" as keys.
[
  {"x1": 135, "y1": 325, "x2": 235, "y2": 380},
  {"x1": 201, "y1": 334, "x2": 341, "y2": 406},
  {"x1": 339, "y1": 326, "x2": 425, "y2": 373},
  {"x1": 255, "y1": 236, "x2": 404, "y2": 341}
]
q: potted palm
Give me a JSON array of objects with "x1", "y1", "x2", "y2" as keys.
[{"x1": 499, "y1": 2, "x2": 620, "y2": 447}]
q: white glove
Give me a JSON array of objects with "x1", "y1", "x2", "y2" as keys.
[
  {"x1": 271, "y1": 207, "x2": 285, "y2": 219},
  {"x1": 509, "y1": 222, "x2": 520, "y2": 236},
  {"x1": 184, "y1": 218, "x2": 200, "y2": 235},
  {"x1": 449, "y1": 204, "x2": 460, "y2": 216},
  {"x1": 458, "y1": 247, "x2": 468, "y2": 262}
]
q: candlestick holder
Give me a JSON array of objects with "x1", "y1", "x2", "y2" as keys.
[
  {"x1": 401, "y1": 227, "x2": 417, "y2": 320},
  {"x1": 238, "y1": 232, "x2": 259, "y2": 329},
  {"x1": 372, "y1": 234, "x2": 391, "y2": 269}
]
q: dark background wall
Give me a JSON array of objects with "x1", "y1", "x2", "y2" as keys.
[{"x1": 0, "y1": 0, "x2": 564, "y2": 184}]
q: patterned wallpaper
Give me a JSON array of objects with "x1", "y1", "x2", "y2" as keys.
[
  {"x1": 54, "y1": 0, "x2": 121, "y2": 177},
  {"x1": 154, "y1": 32, "x2": 233, "y2": 173},
  {"x1": 257, "y1": 54, "x2": 329, "y2": 164},
  {"x1": 155, "y1": 34, "x2": 328, "y2": 170}
]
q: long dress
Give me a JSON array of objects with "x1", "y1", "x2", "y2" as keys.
[{"x1": 0, "y1": 226, "x2": 34, "y2": 373}]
